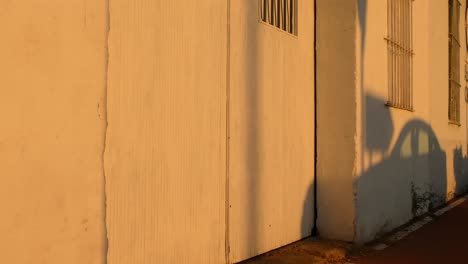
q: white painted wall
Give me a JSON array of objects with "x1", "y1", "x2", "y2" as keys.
[
  {"x1": 355, "y1": 0, "x2": 468, "y2": 243},
  {"x1": 0, "y1": 1, "x2": 108, "y2": 263},
  {"x1": 229, "y1": 1, "x2": 315, "y2": 262},
  {"x1": 317, "y1": 0, "x2": 468, "y2": 244},
  {"x1": 316, "y1": 0, "x2": 358, "y2": 242}
]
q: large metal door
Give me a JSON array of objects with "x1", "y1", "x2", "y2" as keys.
[
  {"x1": 106, "y1": 1, "x2": 228, "y2": 263},
  {"x1": 228, "y1": 1, "x2": 315, "y2": 262}
]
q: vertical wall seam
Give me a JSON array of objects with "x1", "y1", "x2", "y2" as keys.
[
  {"x1": 225, "y1": 0, "x2": 231, "y2": 263},
  {"x1": 312, "y1": 0, "x2": 318, "y2": 237},
  {"x1": 102, "y1": 0, "x2": 110, "y2": 262}
]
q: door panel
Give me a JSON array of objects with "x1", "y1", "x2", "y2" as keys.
[
  {"x1": 228, "y1": 1, "x2": 315, "y2": 262},
  {"x1": 106, "y1": 1, "x2": 227, "y2": 263}
]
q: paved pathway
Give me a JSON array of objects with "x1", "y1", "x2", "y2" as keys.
[{"x1": 350, "y1": 200, "x2": 468, "y2": 264}]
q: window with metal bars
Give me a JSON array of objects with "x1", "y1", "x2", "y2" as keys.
[
  {"x1": 259, "y1": 0, "x2": 298, "y2": 36},
  {"x1": 386, "y1": 0, "x2": 414, "y2": 110},
  {"x1": 449, "y1": 0, "x2": 461, "y2": 124}
]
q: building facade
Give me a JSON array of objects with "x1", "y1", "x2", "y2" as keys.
[
  {"x1": 0, "y1": 0, "x2": 467, "y2": 263},
  {"x1": 317, "y1": 0, "x2": 468, "y2": 244}
]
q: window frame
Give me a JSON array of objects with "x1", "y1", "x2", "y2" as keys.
[
  {"x1": 385, "y1": 0, "x2": 414, "y2": 111},
  {"x1": 448, "y1": 0, "x2": 461, "y2": 125}
]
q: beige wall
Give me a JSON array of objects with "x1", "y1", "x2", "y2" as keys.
[
  {"x1": 229, "y1": 1, "x2": 315, "y2": 262},
  {"x1": 10, "y1": 0, "x2": 463, "y2": 260},
  {"x1": 105, "y1": 1, "x2": 227, "y2": 263},
  {"x1": 355, "y1": 0, "x2": 468, "y2": 242},
  {"x1": 0, "y1": 1, "x2": 108, "y2": 263},
  {"x1": 1, "y1": 1, "x2": 316, "y2": 263}
]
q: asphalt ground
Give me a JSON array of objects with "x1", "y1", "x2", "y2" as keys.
[{"x1": 351, "y1": 200, "x2": 468, "y2": 264}]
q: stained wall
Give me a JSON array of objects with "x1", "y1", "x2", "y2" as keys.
[{"x1": 0, "y1": 1, "x2": 108, "y2": 263}]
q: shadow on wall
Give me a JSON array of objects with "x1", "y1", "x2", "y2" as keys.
[
  {"x1": 454, "y1": 147, "x2": 468, "y2": 195},
  {"x1": 245, "y1": 1, "x2": 260, "y2": 256},
  {"x1": 365, "y1": 94, "x2": 394, "y2": 156},
  {"x1": 357, "y1": 94, "x2": 447, "y2": 241},
  {"x1": 241, "y1": 1, "x2": 315, "y2": 259},
  {"x1": 301, "y1": 184, "x2": 315, "y2": 238},
  {"x1": 356, "y1": 2, "x2": 451, "y2": 242}
]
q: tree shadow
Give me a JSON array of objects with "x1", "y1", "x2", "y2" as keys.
[{"x1": 365, "y1": 94, "x2": 394, "y2": 158}]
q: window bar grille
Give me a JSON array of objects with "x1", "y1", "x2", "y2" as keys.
[
  {"x1": 396, "y1": 0, "x2": 400, "y2": 107},
  {"x1": 260, "y1": 0, "x2": 265, "y2": 21},
  {"x1": 386, "y1": 0, "x2": 413, "y2": 110},
  {"x1": 259, "y1": 0, "x2": 298, "y2": 35},
  {"x1": 284, "y1": 0, "x2": 287, "y2": 31},
  {"x1": 449, "y1": 0, "x2": 461, "y2": 123},
  {"x1": 410, "y1": 0, "x2": 413, "y2": 108},
  {"x1": 271, "y1": 0, "x2": 273, "y2": 25},
  {"x1": 280, "y1": 0, "x2": 284, "y2": 30},
  {"x1": 291, "y1": 0, "x2": 299, "y2": 36},
  {"x1": 388, "y1": 0, "x2": 393, "y2": 105}
]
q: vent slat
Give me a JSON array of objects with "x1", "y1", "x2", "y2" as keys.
[{"x1": 259, "y1": 0, "x2": 298, "y2": 36}]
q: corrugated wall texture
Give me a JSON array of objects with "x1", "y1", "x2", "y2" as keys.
[
  {"x1": 0, "y1": 1, "x2": 108, "y2": 263},
  {"x1": 228, "y1": 1, "x2": 315, "y2": 262},
  {"x1": 105, "y1": 1, "x2": 227, "y2": 263}
]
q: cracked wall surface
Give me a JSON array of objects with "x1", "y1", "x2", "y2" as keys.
[
  {"x1": 0, "y1": 1, "x2": 108, "y2": 263},
  {"x1": 6, "y1": 0, "x2": 467, "y2": 261}
]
